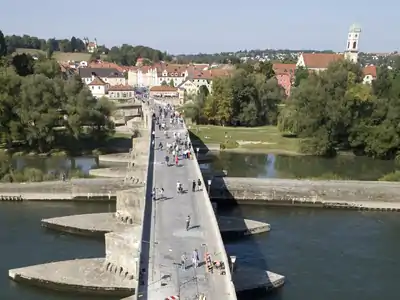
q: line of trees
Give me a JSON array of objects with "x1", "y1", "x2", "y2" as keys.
[
  {"x1": 278, "y1": 59, "x2": 400, "y2": 159},
  {"x1": 184, "y1": 61, "x2": 285, "y2": 127},
  {"x1": 105, "y1": 44, "x2": 171, "y2": 66},
  {"x1": 0, "y1": 30, "x2": 114, "y2": 154},
  {"x1": 3, "y1": 32, "x2": 172, "y2": 65},
  {"x1": 5, "y1": 34, "x2": 91, "y2": 54}
]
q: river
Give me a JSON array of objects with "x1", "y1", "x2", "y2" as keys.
[
  {"x1": 13, "y1": 152, "x2": 396, "y2": 181},
  {"x1": 211, "y1": 152, "x2": 396, "y2": 180},
  {"x1": 1, "y1": 202, "x2": 400, "y2": 300},
  {"x1": 1, "y1": 153, "x2": 399, "y2": 299}
]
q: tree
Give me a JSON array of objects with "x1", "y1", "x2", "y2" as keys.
[
  {"x1": 198, "y1": 63, "x2": 283, "y2": 126},
  {"x1": 294, "y1": 66, "x2": 309, "y2": 87},
  {"x1": 169, "y1": 79, "x2": 175, "y2": 87},
  {"x1": 0, "y1": 53, "x2": 115, "y2": 155},
  {"x1": 34, "y1": 59, "x2": 62, "y2": 79},
  {"x1": 277, "y1": 59, "x2": 400, "y2": 159},
  {"x1": 11, "y1": 54, "x2": 35, "y2": 76},
  {"x1": 0, "y1": 30, "x2": 7, "y2": 57},
  {"x1": 70, "y1": 36, "x2": 77, "y2": 52},
  {"x1": 46, "y1": 41, "x2": 54, "y2": 59},
  {"x1": 161, "y1": 80, "x2": 168, "y2": 86}
]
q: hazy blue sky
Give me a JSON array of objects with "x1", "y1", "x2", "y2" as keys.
[{"x1": 1, "y1": 0, "x2": 397, "y2": 54}]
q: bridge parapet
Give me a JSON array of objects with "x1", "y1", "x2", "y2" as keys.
[{"x1": 185, "y1": 122, "x2": 237, "y2": 300}]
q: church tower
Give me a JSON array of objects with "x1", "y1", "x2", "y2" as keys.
[{"x1": 344, "y1": 23, "x2": 361, "y2": 63}]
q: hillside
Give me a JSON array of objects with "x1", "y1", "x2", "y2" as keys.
[{"x1": 15, "y1": 48, "x2": 108, "y2": 62}]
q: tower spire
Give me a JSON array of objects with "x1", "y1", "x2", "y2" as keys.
[{"x1": 344, "y1": 23, "x2": 361, "y2": 63}]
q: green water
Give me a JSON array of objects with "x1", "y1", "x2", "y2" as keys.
[{"x1": 211, "y1": 152, "x2": 396, "y2": 180}]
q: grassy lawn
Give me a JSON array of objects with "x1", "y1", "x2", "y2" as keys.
[
  {"x1": 15, "y1": 48, "x2": 107, "y2": 61},
  {"x1": 189, "y1": 125, "x2": 300, "y2": 154}
]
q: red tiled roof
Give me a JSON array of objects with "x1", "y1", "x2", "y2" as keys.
[
  {"x1": 150, "y1": 86, "x2": 178, "y2": 92},
  {"x1": 108, "y1": 84, "x2": 134, "y2": 91},
  {"x1": 157, "y1": 63, "x2": 187, "y2": 77},
  {"x1": 88, "y1": 61, "x2": 124, "y2": 72},
  {"x1": 273, "y1": 63, "x2": 296, "y2": 75},
  {"x1": 363, "y1": 65, "x2": 377, "y2": 77},
  {"x1": 88, "y1": 77, "x2": 106, "y2": 86},
  {"x1": 191, "y1": 68, "x2": 233, "y2": 80},
  {"x1": 302, "y1": 53, "x2": 344, "y2": 69}
]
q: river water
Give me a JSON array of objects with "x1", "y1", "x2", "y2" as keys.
[
  {"x1": 1, "y1": 202, "x2": 400, "y2": 300},
  {"x1": 1, "y1": 153, "x2": 399, "y2": 299}
]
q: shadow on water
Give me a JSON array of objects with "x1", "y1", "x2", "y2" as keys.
[
  {"x1": 189, "y1": 132, "x2": 281, "y2": 299},
  {"x1": 209, "y1": 152, "x2": 396, "y2": 181}
]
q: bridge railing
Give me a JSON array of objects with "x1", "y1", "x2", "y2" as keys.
[
  {"x1": 136, "y1": 105, "x2": 154, "y2": 299},
  {"x1": 184, "y1": 122, "x2": 237, "y2": 300}
]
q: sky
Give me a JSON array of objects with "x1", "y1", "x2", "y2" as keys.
[{"x1": 1, "y1": 0, "x2": 399, "y2": 54}]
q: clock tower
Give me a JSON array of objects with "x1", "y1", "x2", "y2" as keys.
[{"x1": 344, "y1": 23, "x2": 361, "y2": 63}]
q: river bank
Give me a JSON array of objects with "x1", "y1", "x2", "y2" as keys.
[
  {"x1": 0, "y1": 178, "x2": 139, "y2": 201},
  {"x1": 189, "y1": 125, "x2": 300, "y2": 154},
  {"x1": 211, "y1": 177, "x2": 400, "y2": 211}
]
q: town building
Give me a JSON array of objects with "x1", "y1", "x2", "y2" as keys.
[
  {"x1": 362, "y1": 65, "x2": 377, "y2": 84},
  {"x1": 78, "y1": 68, "x2": 126, "y2": 86},
  {"x1": 272, "y1": 63, "x2": 296, "y2": 96},
  {"x1": 274, "y1": 23, "x2": 377, "y2": 96},
  {"x1": 149, "y1": 86, "x2": 179, "y2": 98},
  {"x1": 84, "y1": 37, "x2": 98, "y2": 53},
  {"x1": 108, "y1": 85, "x2": 135, "y2": 99},
  {"x1": 87, "y1": 76, "x2": 108, "y2": 98}
]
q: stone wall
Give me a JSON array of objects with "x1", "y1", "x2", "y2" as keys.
[
  {"x1": 211, "y1": 177, "x2": 400, "y2": 204},
  {"x1": 104, "y1": 227, "x2": 142, "y2": 279},
  {"x1": 104, "y1": 104, "x2": 152, "y2": 298},
  {"x1": 116, "y1": 188, "x2": 146, "y2": 224}
]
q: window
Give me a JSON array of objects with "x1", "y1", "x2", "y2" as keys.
[
  {"x1": 98, "y1": 86, "x2": 100, "y2": 89},
  {"x1": 117, "y1": 92, "x2": 120, "y2": 98},
  {"x1": 353, "y1": 41, "x2": 357, "y2": 49}
]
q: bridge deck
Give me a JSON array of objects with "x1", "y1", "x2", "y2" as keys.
[{"x1": 141, "y1": 122, "x2": 236, "y2": 299}]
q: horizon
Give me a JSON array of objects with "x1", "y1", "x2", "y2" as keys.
[{"x1": 2, "y1": 0, "x2": 399, "y2": 54}]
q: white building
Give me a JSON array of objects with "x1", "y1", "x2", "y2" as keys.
[
  {"x1": 344, "y1": 23, "x2": 361, "y2": 63},
  {"x1": 295, "y1": 23, "x2": 376, "y2": 84},
  {"x1": 79, "y1": 68, "x2": 126, "y2": 86}
]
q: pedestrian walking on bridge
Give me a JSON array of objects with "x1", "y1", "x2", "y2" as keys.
[
  {"x1": 192, "y1": 249, "x2": 199, "y2": 268},
  {"x1": 181, "y1": 253, "x2": 187, "y2": 270},
  {"x1": 192, "y1": 180, "x2": 196, "y2": 192},
  {"x1": 186, "y1": 215, "x2": 191, "y2": 231}
]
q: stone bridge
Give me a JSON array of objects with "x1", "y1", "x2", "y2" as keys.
[{"x1": 113, "y1": 99, "x2": 145, "y2": 125}]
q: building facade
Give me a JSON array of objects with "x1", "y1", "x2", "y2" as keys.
[
  {"x1": 270, "y1": 23, "x2": 376, "y2": 96},
  {"x1": 79, "y1": 68, "x2": 126, "y2": 86}
]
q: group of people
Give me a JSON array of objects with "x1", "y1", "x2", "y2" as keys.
[
  {"x1": 152, "y1": 102, "x2": 207, "y2": 276},
  {"x1": 181, "y1": 248, "x2": 200, "y2": 270}
]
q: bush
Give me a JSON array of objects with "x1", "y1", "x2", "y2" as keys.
[
  {"x1": 220, "y1": 140, "x2": 239, "y2": 150},
  {"x1": 379, "y1": 171, "x2": 400, "y2": 182},
  {"x1": 1, "y1": 173, "x2": 14, "y2": 182},
  {"x1": 23, "y1": 168, "x2": 44, "y2": 182}
]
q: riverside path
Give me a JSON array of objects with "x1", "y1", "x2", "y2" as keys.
[{"x1": 138, "y1": 104, "x2": 236, "y2": 300}]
